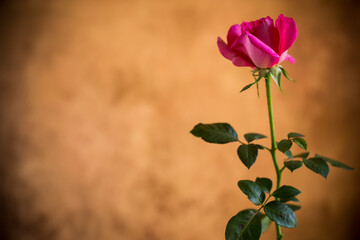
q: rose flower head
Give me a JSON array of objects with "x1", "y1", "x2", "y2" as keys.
[{"x1": 217, "y1": 14, "x2": 297, "y2": 69}]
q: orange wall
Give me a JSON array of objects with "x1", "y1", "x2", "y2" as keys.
[{"x1": 0, "y1": 0, "x2": 359, "y2": 239}]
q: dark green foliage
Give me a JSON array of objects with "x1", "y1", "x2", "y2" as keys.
[
  {"x1": 284, "y1": 160, "x2": 303, "y2": 172},
  {"x1": 279, "y1": 197, "x2": 299, "y2": 203},
  {"x1": 278, "y1": 139, "x2": 292, "y2": 152},
  {"x1": 244, "y1": 133, "x2": 267, "y2": 143},
  {"x1": 315, "y1": 154, "x2": 354, "y2": 170},
  {"x1": 188, "y1": 63, "x2": 353, "y2": 240},
  {"x1": 237, "y1": 144, "x2": 258, "y2": 169},
  {"x1": 286, "y1": 204, "x2": 301, "y2": 212},
  {"x1": 287, "y1": 132, "x2": 304, "y2": 138},
  {"x1": 264, "y1": 201, "x2": 297, "y2": 228},
  {"x1": 225, "y1": 209, "x2": 262, "y2": 240},
  {"x1": 237, "y1": 180, "x2": 265, "y2": 206},
  {"x1": 272, "y1": 186, "x2": 301, "y2": 198},
  {"x1": 260, "y1": 215, "x2": 272, "y2": 234},
  {"x1": 253, "y1": 144, "x2": 265, "y2": 150},
  {"x1": 255, "y1": 177, "x2": 273, "y2": 194},
  {"x1": 292, "y1": 137, "x2": 307, "y2": 150},
  {"x1": 303, "y1": 158, "x2": 330, "y2": 178},
  {"x1": 190, "y1": 123, "x2": 238, "y2": 144},
  {"x1": 293, "y1": 152, "x2": 309, "y2": 159},
  {"x1": 283, "y1": 150, "x2": 293, "y2": 159}
]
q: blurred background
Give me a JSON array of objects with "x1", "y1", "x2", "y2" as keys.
[{"x1": 0, "y1": 0, "x2": 359, "y2": 239}]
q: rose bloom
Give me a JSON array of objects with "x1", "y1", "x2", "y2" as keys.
[{"x1": 217, "y1": 14, "x2": 297, "y2": 69}]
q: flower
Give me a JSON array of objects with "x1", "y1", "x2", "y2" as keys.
[{"x1": 217, "y1": 14, "x2": 297, "y2": 69}]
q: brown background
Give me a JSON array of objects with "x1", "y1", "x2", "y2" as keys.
[{"x1": 0, "y1": 0, "x2": 359, "y2": 239}]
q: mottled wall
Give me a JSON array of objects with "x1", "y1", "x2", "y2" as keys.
[{"x1": 0, "y1": 0, "x2": 359, "y2": 239}]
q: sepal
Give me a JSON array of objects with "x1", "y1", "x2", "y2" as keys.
[
  {"x1": 278, "y1": 65, "x2": 295, "y2": 82},
  {"x1": 270, "y1": 66, "x2": 283, "y2": 91}
]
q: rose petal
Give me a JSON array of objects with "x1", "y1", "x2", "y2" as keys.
[
  {"x1": 227, "y1": 24, "x2": 242, "y2": 48},
  {"x1": 279, "y1": 51, "x2": 296, "y2": 64},
  {"x1": 242, "y1": 17, "x2": 279, "y2": 52},
  {"x1": 279, "y1": 50, "x2": 288, "y2": 62},
  {"x1": 284, "y1": 54, "x2": 296, "y2": 63},
  {"x1": 217, "y1": 37, "x2": 236, "y2": 60},
  {"x1": 232, "y1": 56, "x2": 255, "y2": 68},
  {"x1": 217, "y1": 36, "x2": 255, "y2": 67},
  {"x1": 275, "y1": 14, "x2": 297, "y2": 55},
  {"x1": 240, "y1": 32, "x2": 280, "y2": 68}
]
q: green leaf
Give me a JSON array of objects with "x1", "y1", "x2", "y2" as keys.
[
  {"x1": 253, "y1": 144, "x2": 265, "y2": 150},
  {"x1": 190, "y1": 123, "x2": 238, "y2": 144},
  {"x1": 237, "y1": 144, "x2": 259, "y2": 169},
  {"x1": 279, "y1": 197, "x2": 299, "y2": 203},
  {"x1": 283, "y1": 150, "x2": 293, "y2": 159},
  {"x1": 284, "y1": 160, "x2": 303, "y2": 172},
  {"x1": 278, "y1": 139, "x2": 292, "y2": 152},
  {"x1": 264, "y1": 201, "x2": 297, "y2": 228},
  {"x1": 272, "y1": 185, "x2": 301, "y2": 198},
  {"x1": 286, "y1": 204, "x2": 301, "y2": 212},
  {"x1": 293, "y1": 152, "x2": 309, "y2": 159},
  {"x1": 303, "y1": 158, "x2": 330, "y2": 178},
  {"x1": 225, "y1": 209, "x2": 262, "y2": 240},
  {"x1": 270, "y1": 66, "x2": 282, "y2": 91},
  {"x1": 315, "y1": 154, "x2": 354, "y2": 170},
  {"x1": 278, "y1": 65, "x2": 295, "y2": 82},
  {"x1": 238, "y1": 180, "x2": 265, "y2": 206},
  {"x1": 244, "y1": 133, "x2": 267, "y2": 143},
  {"x1": 287, "y1": 132, "x2": 305, "y2": 138},
  {"x1": 255, "y1": 177, "x2": 272, "y2": 194},
  {"x1": 260, "y1": 214, "x2": 272, "y2": 233},
  {"x1": 292, "y1": 138, "x2": 307, "y2": 150}
]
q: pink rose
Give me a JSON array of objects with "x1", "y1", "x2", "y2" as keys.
[{"x1": 217, "y1": 14, "x2": 297, "y2": 69}]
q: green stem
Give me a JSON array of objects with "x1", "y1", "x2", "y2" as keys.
[{"x1": 265, "y1": 73, "x2": 283, "y2": 240}]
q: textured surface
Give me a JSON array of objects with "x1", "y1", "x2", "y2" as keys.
[{"x1": 0, "y1": 0, "x2": 359, "y2": 239}]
